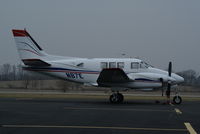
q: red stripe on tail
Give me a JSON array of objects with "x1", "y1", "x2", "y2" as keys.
[{"x1": 12, "y1": 29, "x2": 27, "y2": 37}]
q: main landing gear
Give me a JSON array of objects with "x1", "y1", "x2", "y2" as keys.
[{"x1": 110, "y1": 92, "x2": 124, "y2": 103}]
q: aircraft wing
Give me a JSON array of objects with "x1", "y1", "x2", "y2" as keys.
[
  {"x1": 22, "y1": 59, "x2": 51, "y2": 66},
  {"x1": 97, "y1": 68, "x2": 131, "y2": 86}
]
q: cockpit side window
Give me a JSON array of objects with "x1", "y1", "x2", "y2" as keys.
[
  {"x1": 140, "y1": 61, "x2": 152, "y2": 68},
  {"x1": 140, "y1": 62, "x2": 147, "y2": 69},
  {"x1": 131, "y1": 62, "x2": 139, "y2": 69}
]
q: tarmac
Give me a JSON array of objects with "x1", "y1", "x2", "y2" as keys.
[{"x1": 0, "y1": 91, "x2": 199, "y2": 134}]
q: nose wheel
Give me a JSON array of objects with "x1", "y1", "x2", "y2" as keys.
[
  {"x1": 110, "y1": 93, "x2": 124, "y2": 103},
  {"x1": 165, "y1": 87, "x2": 182, "y2": 105},
  {"x1": 172, "y1": 87, "x2": 182, "y2": 104},
  {"x1": 173, "y1": 95, "x2": 182, "y2": 104}
]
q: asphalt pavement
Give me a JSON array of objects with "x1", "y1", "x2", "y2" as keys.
[{"x1": 0, "y1": 95, "x2": 199, "y2": 134}]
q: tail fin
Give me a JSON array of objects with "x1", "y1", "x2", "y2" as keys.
[{"x1": 12, "y1": 29, "x2": 48, "y2": 61}]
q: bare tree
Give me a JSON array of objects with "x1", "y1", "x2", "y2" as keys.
[
  {"x1": 177, "y1": 69, "x2": 197, "y2": 85},
  {"x1": 1, "y1": 64, "x2": 11, "y2": 80},
  {"x1": 12, "y1": 65, "x2": 16, "y2": 80},
  {"x1": 17, "y1": 64, "x2": 24, "y2": 80},
  {"x1": 23, "y1": 72, "x2": 30, "y2": 89}
]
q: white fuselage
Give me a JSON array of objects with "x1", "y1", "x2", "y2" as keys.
[{"x1": 24, "y1": 57, "x2": 184, "y2": 90}]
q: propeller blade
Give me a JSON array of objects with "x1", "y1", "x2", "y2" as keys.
[
  {"x1": 168, "y1": 62, "x2": 172, "y2": 77},
  {"x1": 167, "y1": 83, "x2": 171, "y2": 91},
  {"x1": 167, "y1": 83, "x2": 171, "y2": 98},
  {"x1": 167, "y1": 62, "x2": 172, "y2": 97},
  {"x1": 159, "y1": 78, "x2": 164, "y2": 96}
]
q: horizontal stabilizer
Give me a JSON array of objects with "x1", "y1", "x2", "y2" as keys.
[{"x1": 22, "y1": 59, "x2": 51, "y2": 66}]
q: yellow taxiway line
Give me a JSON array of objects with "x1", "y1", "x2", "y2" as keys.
[
  {"x1": 170, "y1": 103, "x2": 174, "y2": 106},
  {"x1": 174, "y1": 108, "x2": 182, "y2": 114},
  {"x1": 184, "y1": 122, "x2": 197, "y2": 134},
  {"x1": 2, "y1": 125, "x2": 187, "y2": 132}
]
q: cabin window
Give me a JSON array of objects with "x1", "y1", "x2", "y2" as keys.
[
  {"x1": 77, "y1": 63, "x2": 84, "y2": 67},
  {"x1": 101, "y1": 62, "x2": 108, "y2": 69},
  {"x1": 117, "y1": 62, "x2": 124, "y2": 68},
  {"x1": 109, "y1": 62, "x2": 116, "y2": 68},
  {"x1": 131, "y1": 62, "x2": 139, "y2": 69}
]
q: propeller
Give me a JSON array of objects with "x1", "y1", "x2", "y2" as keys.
[
  {"x1": 166, "y1": 62, "x2": 172, "y2": 98},
  {"x1": 160, "y1": 78, "x2": 164, "y2": 96},
  {"x1": 168, "y1": 62, "x2": 172, "y2": 77}
]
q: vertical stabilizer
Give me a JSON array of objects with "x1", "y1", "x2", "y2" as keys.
[{"x1": 12, "y1": 29, "x2": 48, "y2": 61}]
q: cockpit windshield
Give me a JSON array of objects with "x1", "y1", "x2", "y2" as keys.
[{"x1": 140, "y1": 61, "x2": 153, "y2": 68}]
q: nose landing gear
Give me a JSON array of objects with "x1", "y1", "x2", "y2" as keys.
[
  {"x1": 173, "y1": 95, "x2": 182, "y2": 104},
  {"x1": 172, "y1": 88, "x2": 182, "y2": 104},
  {"x1": 165, "y1": 87, "x2": 182, "y2": 105},
  {"x1": 110, "y1": 92, "x2": 124, "y2": 103},
  {"x1": 163, "y1": 62, "x2": 183, "y2": 105}
]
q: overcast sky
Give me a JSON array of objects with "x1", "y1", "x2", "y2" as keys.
[{"x1": 0, "y1": 0, "x2": 200, "y2": 73}]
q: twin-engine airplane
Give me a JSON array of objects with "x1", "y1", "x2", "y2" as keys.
[{"x1": 12, "y1": 29, "x2": 184, "y2": 104}]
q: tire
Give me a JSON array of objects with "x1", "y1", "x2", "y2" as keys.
[
  {"x1": 173, "y1": 96, "x2": 182, "y2": 105},
  {"x1": 117, "y1": 93, "x2": 124, "y2": 103},
  {"x1": 109, "y1": 93, "x2": 124, "y2": 103},
  {"x1": 109, "y1": 94, "x2": 118, "y2": 103}
]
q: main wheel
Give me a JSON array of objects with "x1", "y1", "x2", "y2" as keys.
[
  {"x1": 117, "y1": 93, "x2": 124, "y2": 103},
  {"x1": 109, "y1": 93, "x2": 124, "y2": 103},
  {"x1": 110, "y1": 94, "x2": 119, "y2": 103},
  {"x1": 173, "y1": 96, "x2": 182, "y2": 105}
]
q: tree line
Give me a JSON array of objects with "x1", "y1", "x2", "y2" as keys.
[
  {"x1": 0, "y1": 63, "x2": 53, "y2": 81},
  {"x1": 0, "y1": 63, "x2": 199, "y2": 87},
  {"x1": 177, "y1": 70, "x2": 200, "y2": 87}
]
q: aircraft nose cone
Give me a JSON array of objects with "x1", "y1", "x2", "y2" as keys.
[
  {"x1": 179, "y1": 76, "x2": 184, "y2": 83},
  {"x1": 174, "y1": 74, "x2": 184, "y2": 83}
]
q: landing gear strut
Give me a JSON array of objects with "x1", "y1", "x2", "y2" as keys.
[
  {"x1": 165, "y1": 87, "x2": 182, "y2": 105},
  {"x1": 110, "y1": 92, "x2": 124, "y2": 103}
]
